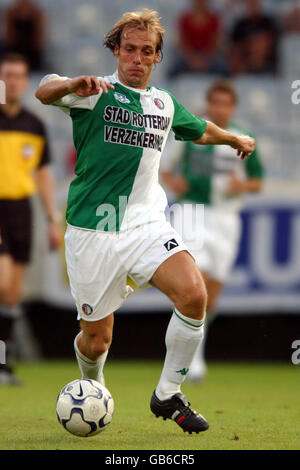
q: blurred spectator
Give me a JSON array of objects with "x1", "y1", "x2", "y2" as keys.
[
  {"x1": 283, "y1": 4, "x2": 300, "y2": 33},
  {"x1": 169, "y1": 0, "x2": 227, "y2": 78},
  {"x1": 0, "y1": 53, "x2": 61, "y2": 384},
  {"x1": 229, "y1": 0, "x2": 279, "y2": 75},
  {"x1": 2, "y1": 0, "x2": 46, "y2": 71}
]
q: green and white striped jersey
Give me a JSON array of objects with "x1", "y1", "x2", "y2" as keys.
[
  {"x1": 161, "y1": 123, "x2": 264, "y2": 212},
  {"x1": 40, "y1": 71, "x2": 207, "y2": 231}
]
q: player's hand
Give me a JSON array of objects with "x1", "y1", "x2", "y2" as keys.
[
  {"x1": 169, "y1": 176, "x2": 189, "y2": 197},
  {"x1": 231, "y1": 135, "x2": 255, "y2": 160},
  {"x1": 48, "y1": 220, "x2": 62, "y2": 251},
  {"x1": 227, "y1": 173, "x2": 246, "y2": 196},
  {"x1": 68, "y1": 76, "x2": 115, "y2": 97}
]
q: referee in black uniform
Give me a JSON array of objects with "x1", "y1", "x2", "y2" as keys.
[{"x1": 0, "y1": 53, "x2": 61, "y2": 384}]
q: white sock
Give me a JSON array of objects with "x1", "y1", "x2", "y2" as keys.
[
  {"x1": 189, "y1": 313, "x2": 216, "y2": 378},
  {"x1": 74, "y1": 333, "x2": 108, "y2": 386},
  {"x1": 188, "y1": 332, "x2": 207, "y2": 378},
  {"x1": 155, "y1": 308, "x2": 205, "y2": 401}
]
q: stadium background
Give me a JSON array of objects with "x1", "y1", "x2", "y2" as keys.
[{"x1": 1, "y1": 0, "x2": 299, "y2": 362}]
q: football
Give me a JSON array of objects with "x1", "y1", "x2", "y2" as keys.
[{"x1": 56, "y1": 379, "x2": 114, "y2": 437}]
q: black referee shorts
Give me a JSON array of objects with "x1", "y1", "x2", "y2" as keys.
[{"x1": 0, "y1": 198, "x2": 32, "y2": 264}]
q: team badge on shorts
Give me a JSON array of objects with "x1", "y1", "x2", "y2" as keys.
[
  {"x1": 22, "y1": 144, "x2": 35, "y2": 160},
  {"x1": 114, "y1": 92, "x2": 130, "y2": 104},
  {"x1": 82, "y1": 304, "x2": 93, "y2": 315},
  {"x1": 154, "y1": 98, "x2": 164, "y2": 110},
  {"x1": 164, "y1": 238, "x2": 179, "y2": 251}
]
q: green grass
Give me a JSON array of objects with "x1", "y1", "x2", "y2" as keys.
[{"x1": 0, "y1": 360, "x2": 299, "y2": 450}]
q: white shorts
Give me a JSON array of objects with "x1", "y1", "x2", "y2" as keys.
[
  {"x1": 65, "y1": 220, "x2": 189, "y2": 322},
  {"x1": 179, "y1": 206, "x2": 241, "y2": 283}
]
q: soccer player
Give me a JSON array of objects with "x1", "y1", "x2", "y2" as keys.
[
  {"x1": 0, "y1": 53, "x2": 61, "y2": 384},
  {"x1": 35, "y1": 9, "x2": 255, "y2": 433},
  {"x1": 161, "y1": 80, "x2": 264, "y2": 381}
]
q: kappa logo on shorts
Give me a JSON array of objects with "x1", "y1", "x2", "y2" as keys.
[
  {"x1": 82, "y1": 304, "x2": 93, "y2": 316},
  {"x1": 164, "y1": 238, "x2": 179, "y2": 252},
  {"x1": 154, "y1": 98, "x2": 165, "y2": 110},
  {"x1": 114, "y1": 92, "x2": 130, "y2": 104}
]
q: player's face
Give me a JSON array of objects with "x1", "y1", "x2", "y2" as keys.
[
  {"x1": 0, "y1": 62, "x2": 29, "y2": 103},
  {"x1": 206, "y1": 91, "x2": 236, "y2": 128},
  {"x1": 114, "y1": 28, "x2": 160, "y2": 89}
]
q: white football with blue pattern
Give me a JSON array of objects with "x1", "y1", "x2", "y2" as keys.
[{"x1": 56, "y1": 379, "x2": 114, "y2": 437}]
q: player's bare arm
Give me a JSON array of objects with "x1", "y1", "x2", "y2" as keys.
[
  {"x1": 35, "y1": 165, "x2": 62, "y2": 250},
  {"x1": 35, "y1": 76, "x2": 115, "y2": 105},
  {"x1": 227, "y1": 174, "x2": 263, "y2": 195},
  {"x1": 160, "y1": 172, "x2": 189, "y2": 197},
  {"x1": 194, "y1": 120, "x2": 255, "y2": 160}
]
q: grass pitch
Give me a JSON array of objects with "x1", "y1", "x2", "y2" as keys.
[{"x1": 0, "y1": 360, "x2": 299, "y2": 450}]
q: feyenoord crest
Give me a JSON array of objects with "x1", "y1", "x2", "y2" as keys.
[
  {"x1": 114, "y1": 92, "x2": 130, "y2": 104},
  {"x1": 82, "y1": 304, "x2": 93, "y2": 315},
  {"x1": 154, "y1": 98, "x2": 164, "y2": 110},
  {"x1": 22, "y1": 144, "x2": 35, "y2": 159}
]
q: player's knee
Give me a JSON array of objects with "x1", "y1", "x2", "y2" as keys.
[
  {"x1": 188, "y1": 290, "x2": 207, "y2": 318},
  {"x1": 179, "y1": 285, "x2": 207, "y2": 320},
  {"x1": 88, "y1": 332, "x2": 112, "y2": 358},
  {"x1": 0, "y1": 278, "x2": 9, "y2": 298},
  {"x1": 0, "y1": 282, "x2": 18, "y2": 305}
]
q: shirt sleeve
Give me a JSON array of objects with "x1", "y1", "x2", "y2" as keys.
[
  {"x1": 170, "y1": 93, "x2": 207, "y2": 142},
  {"x1": 245, "y1": 133, "x2": 264, "y2": 180},
  {"x1": 39, "y1": 74, "x2": 103, "y2": 115}
]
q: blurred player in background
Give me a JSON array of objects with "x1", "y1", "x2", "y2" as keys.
[
  {"x1": 161, "y1": 80, "x2": 264, "y2": 381},
  {"x1": 35, "y1": 9, "x2": 255, "y2": 433},
  {"x1": 2, "y1": 0, "x2": 46, "y2": 71},
  {"x1": 0, "y1": 53, "x2": 61, "y2": 384}
]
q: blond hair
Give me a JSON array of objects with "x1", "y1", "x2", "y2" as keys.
[{"x1": 104, "y1": 9, "x2": 165, "y2": 54}]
